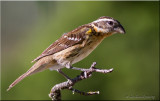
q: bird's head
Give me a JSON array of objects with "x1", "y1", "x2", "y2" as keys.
[{"x1": 91, "y1": 16, "x2": 125, "y2": 35}]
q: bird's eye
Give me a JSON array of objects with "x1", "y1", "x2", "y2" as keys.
[{"x1": 107, "y1": 21, "x2": 113, "y2": 26}]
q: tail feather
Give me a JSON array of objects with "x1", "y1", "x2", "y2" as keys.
[
  {"x1": 7, "y1": 59, "x2": 49, "y2": 91},
  {"x1": 7, "y1": 72, "x2": 29, "y2": 91}
]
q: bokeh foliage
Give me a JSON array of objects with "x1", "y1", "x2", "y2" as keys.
[{"x1": 1, "y1": 1, "x2": 159, "y2": 100}]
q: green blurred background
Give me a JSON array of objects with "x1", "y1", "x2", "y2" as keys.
[{"x1": 1, "y1": 1, "x2": 159, "y2": 100}]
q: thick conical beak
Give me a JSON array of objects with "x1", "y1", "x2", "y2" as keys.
[{"x1": 114, "y1": 24, "x2": 126, "y2": 34}]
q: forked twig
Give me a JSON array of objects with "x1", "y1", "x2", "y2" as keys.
[{"x1": 49, "y1": 62, "x2": 113, "y2": 101}]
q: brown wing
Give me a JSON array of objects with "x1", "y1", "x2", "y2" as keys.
[{"x1": 32, "y1": 24, "x2": 92, "y2": 62}]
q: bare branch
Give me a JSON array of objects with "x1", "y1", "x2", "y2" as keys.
[{"x1": 49, "y1": 62, "x2": 113, "y2": 101}]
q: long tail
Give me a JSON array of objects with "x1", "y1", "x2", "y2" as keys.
[{"x1": 7, "y1": 58, "x2": 52, "y2": 91}]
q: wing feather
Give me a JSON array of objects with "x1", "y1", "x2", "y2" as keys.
[{"x1": 32, "y1": 25, "x2": 92, "y2": 62}]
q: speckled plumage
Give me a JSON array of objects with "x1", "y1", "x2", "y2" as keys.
[{"x1": 7, "y1": 16, "x2": 125, "y2": 91}]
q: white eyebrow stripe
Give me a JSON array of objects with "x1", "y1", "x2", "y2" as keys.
[{"x1": 93, "y1": 19, "x2": 113, "y2": 23}]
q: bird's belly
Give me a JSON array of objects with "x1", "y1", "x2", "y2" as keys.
[
  {"x1": 71, "y1": 47, "x2": 93, "y2": 64},
  {"x1": 48, "y1": 44, "x2": 97, "y2": 70},
  {"x1": 53, "y1": 36, "x2": 104, "y2": 67},
  {"x1": 72, "y1": 39, "x2": 103, "y2": 64}
]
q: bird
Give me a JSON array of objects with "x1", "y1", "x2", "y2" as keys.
[{"x1": 7, "y1": 16, "x2": 125, "y2": 91}]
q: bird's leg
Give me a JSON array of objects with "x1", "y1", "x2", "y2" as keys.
[
  {"x1": 71, "y1": 67, "x2": 89, "y2": 71},
  {"x1": 65, "y1": 63, "x2": 90, "y2": 71},
  {"x1": 57, "y1": 69, "x2": 71, "y2": 80},
  {"x1": 65, "y1": 64, "x2": 90, "y2": 78}
]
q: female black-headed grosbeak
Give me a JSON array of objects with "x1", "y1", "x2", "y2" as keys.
[{"x1": 7, "y1": 16, "x2": 125, "y2": 91}]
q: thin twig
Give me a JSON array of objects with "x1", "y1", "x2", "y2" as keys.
[
  {"x1": 69, "y1": 87, "x2": 100, "y2": 96},
  {"x1": 49, "y1": 62, "x2": 113, "y2": 101}
]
